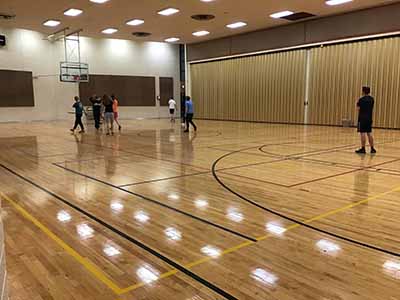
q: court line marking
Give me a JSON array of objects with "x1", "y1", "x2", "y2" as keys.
[
  {"x1": 0, "y1": 192, "x2": 124, "y2": 295},
  {"x1": 117, "y1": 180, "x2": 400, "y2": 295},
  {"x1": 7, "y1": 138, "x2": 400, "y2": 297},
  {"x1": 213, "y1": 145, "x2": 400, "y2": 257},
  {"x1": 118, "y1": 170, "x2": 211, "y2": 188},
  {"x1": 53, "y1": 163, "x2": 257, "y2": 242},
  {"x1": 0, "y1": 167, "x2": 238, "y2": 299}
]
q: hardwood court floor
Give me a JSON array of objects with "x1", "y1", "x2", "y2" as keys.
[{"x1": 0, "y1": 119, "x2": 399, "y2": 300}]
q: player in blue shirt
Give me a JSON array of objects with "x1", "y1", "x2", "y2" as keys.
[
  {"x1": 184, "y1": 96, "x2": 197, "y2": 133},
  {"x1": 70, "y1": 96, "x2": 86, "y2": 133}
]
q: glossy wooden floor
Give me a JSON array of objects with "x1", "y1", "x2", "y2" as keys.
[{"x1": 1, "y1": 119, "x2": 400, "y2": 300}]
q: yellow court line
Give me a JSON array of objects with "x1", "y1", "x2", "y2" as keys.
[
  {"x1": 0, "y1": 192, "x2": 124, "y2": 295},
  {"x1": 4, "y1": 183, "x2": 400, "y2": 298},
  {"x1": 118, "y1": 183, "x2": 400, "y2": 295}
]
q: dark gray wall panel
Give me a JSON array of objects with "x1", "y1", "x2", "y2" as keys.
[
  {"x1": 79, "y1": 75, "x2": 156, "y2": 106},
  {"x1": 159, "y1": 77, "x2": 174, "y2": 106},
  {"x1": 0, "y1": 70, "x2": 34, "y2": 107}
]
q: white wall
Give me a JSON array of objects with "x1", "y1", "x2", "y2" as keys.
[{"x1": 0, "y1": 27, "x2": 181, "y2": 122}]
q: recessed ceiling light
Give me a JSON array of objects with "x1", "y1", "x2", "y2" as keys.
[
  {"x1": 226, "y1": 21, "x2": 247, "y2": 29},
  {"x1": 90, "y1": 0, "x2": 110, "y2": 3},
  {"x1": 326, "y1": 0, "x2": 353, "y2": 5},
  {"x1": 64, "y1": 8, "x2": 83, "y2": 17},
  {"x1": 165, "y1": 37, "x2": 180, "y2": 43},
  {"x1": 102, "y1": 28, "x2": 118, "y2": 34},
  {"x1": 158, "y1": 8, "x2": 180, "y2": 16},
  {"x1": 201, "y1": 0, "x2": 215, "y2": 2},
  {"x1": 43, "y1": 20, "x2": 61, "y2": 27},
  {"x1": 192, "y1": 30, "x2": 210, "y2": 37},
  {"x1": 270, "y1": 10, "x2": 294, "y2": 19},
  {"x1": 126, "y1": 19, "x2": 144, "y2": 26}
]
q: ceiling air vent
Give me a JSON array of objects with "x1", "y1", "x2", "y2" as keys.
[
  {"x1": 191, "y1": 14, "x2": 215, "y2": 21},
  {"x1": 282, "y1": 12, "x2": 316, "y2": 21},
  {"x1": 132, "y1": 32, "x2": 152, "y2": 37},
  {"x1": 0, "y1": 13, "x2": 16, "y2": 20}
]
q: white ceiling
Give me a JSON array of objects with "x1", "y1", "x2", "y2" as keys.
[{"x1": 0, "y1": 0, "x2": 398, "y2": 44}]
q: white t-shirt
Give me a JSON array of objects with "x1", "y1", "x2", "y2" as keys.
[{"x1": 168, "y1": 99, "x2": 176, "y2": 110}]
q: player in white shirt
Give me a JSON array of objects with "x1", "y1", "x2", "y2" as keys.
[{"x1": 168, "y1": 98, "x2": 177, "y2": 122}]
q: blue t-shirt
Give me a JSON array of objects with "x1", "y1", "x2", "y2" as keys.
[
  {"x1": 185, "y1": 100, "x2": 194, "y2": 114},
  {"x1": 73, "y1": 101, "x2": 84, "y2": 115}
]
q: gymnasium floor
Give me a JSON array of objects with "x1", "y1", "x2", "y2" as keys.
[{"x1": 0, "y1": 119, "x2": 399, "y2": 300}]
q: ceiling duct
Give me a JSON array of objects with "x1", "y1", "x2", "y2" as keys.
[
  {"x1": 132, "y1": 32, "x2": 152, "y2": 37},
  {"x1": 191, "y1": 14, "x2": 215, "y2": 21}
]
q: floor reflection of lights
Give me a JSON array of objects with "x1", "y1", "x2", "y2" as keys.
[{"x1": 251, "y1": 268, "x2": 279, "y2": 286}]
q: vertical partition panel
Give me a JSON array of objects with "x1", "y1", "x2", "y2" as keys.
[
  {"x1": 309, "y1": 37, "x2": 400, "y2": 128},
  {"x1": 190, "y1": 50, "x2": 307, "y2": 123}
]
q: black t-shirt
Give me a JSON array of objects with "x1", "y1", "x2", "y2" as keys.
[
  {"x1": 357, "y1": 95, "x2": 374, "y2": 121},
  {"x1": 104, "y1": 103, "x2": 113, "y2": 113}
]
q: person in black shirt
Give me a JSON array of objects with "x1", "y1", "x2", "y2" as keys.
[
  {"x1": 102, "y1": 94, "x2": 114, "y2": 135},
  {"x1": 355, "y1": 86, "x2": 376, "y2": 154},
  {"x1": 89, "y1": 94, "x2": 102, "y2": 130}
]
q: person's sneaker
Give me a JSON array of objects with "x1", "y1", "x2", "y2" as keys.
[
  {"x1": 119, "y1": 125, "x2": 122, "y2": 131},
  {"x1": 70, "y1": 129, "x2": 74, "y2": 132},
  {"x1": 355, "y1": 148, "x2": 366, "y2": 154},
  {"x1": 79, "y1": 130, "x2": 85, "y2": 133},
  {"x1": 106, "y1": 132, "x2": 110, "y2": 136},
  {"x1": 184, "y1": 130, "x2": 189, "y2": 133},
  {"x1": 371, "y1": 148, "x2": 377, "y2": 154}
]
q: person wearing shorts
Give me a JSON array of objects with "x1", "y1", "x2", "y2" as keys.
[
  {"x1": 111, "y1": 94, "x2": 122, "y2": 131},
  {"x1": 355, "y1": 86, "x2": 376, "y2": 154},
  {"x1": 168, "y1": 98, "x2": 176, "y2": 122},
  {"x1": 103, "y1": 94, "x2": 114, "y2": 135}
]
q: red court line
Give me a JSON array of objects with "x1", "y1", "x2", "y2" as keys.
[{"x1": 118, "y1": 171, "x2": 211, "y2": 187}]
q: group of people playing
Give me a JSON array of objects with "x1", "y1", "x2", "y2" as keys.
[
  {"x1": 71, "y1": 86, "x2": 376, "y2": 154},
  {"x1": 71, "y1": 94, "x2": 122, "y2": 135},
  {"x1": 71, "y1": 94, "x2": 198, "y2": 135},
  {"x1": 168, "y1": 96, "x2": 197, "y2": 132}
]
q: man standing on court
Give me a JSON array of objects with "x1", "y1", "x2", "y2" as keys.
[
  {"x1": 90, "y1": 94, "x2": 102, "y2": 130},
  {"x1": 184, "y1": 96, "x2": 197, "y2": 133},
  {"x1": 168, "y1": 97, "x2": 177, "y2": 122},
  {"x1": 355, "y1": 86, "x2": 376, "y2": 154}
]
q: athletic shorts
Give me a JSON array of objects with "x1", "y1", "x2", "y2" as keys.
[
  {"x1": 114, "y1": 112, "x2": 119, "y2": 119},
  {"x1": 104, "y1": 112, "x2": 114, "y2": 123},
  {"x1": 358, "y1": 120, "x2": 372, "y2": 133},
  {"x1": 169, "y1": 109, "x2": 175, "y2": 115}
]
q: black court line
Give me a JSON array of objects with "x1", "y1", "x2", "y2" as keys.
[
  {"x1": 0, "y1": 163, "x2": 237, "y2": 300},
  {"x1": 52, "y1": 162, "x2": 257, "y2": 242},
  {"x1": 211, "y1": 146, "x2": 400, "y2": 258},
  {"x1": 294, "y1": 157, "x2": 378, "y2": 170},
  {"x1": 258, "y1": 143, "x2": 356, "y2": 159},
  {"x1": 120, "y1": 156, "x2": 291, "y2": 187}
]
